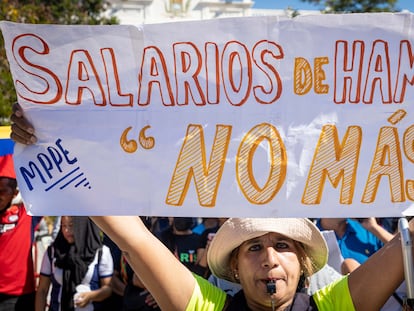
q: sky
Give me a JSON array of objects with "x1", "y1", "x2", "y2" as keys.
[{"x1": 252, "y1": 0, "x2": 414, "y2": 12}]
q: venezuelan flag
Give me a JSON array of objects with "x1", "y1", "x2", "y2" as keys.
[{"x1": 0, "y1": 126, "x2": 15, "y2": 178}]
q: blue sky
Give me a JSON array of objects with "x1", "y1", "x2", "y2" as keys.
[{"x1": 252, "y1": 0, "x2": 414, "y2": 12}]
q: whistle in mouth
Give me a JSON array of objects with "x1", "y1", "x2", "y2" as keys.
[{"x1": 266, "y1": 280, "x2": 276, "y2": 295}]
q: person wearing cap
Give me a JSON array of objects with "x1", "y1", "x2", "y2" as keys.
[
  {"x1": 205, "y1": 218, "x2": 336, "y2": 309},
  {"x1": 9, "y1": 103, "x2": 411, "y2": 310},
  {"x1": 0, "y1": 150, "x2": 36, "y2": 310}
]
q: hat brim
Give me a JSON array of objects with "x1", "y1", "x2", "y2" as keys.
[{"x1": 207, "y1": 218, "x2": 328, "y2": 282}]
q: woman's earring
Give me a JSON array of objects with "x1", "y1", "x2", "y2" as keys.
[{"x1": 234, "y1": 270, "x2": 239, "y2": 280}]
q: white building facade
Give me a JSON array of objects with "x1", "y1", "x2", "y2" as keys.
[{"x1": 106, "y1": 0, "x2": 321, "y2": 25}]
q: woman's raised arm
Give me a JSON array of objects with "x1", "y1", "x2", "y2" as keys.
[{"x1": 347, "y1": 218, "x2": 411, "y2": 311}]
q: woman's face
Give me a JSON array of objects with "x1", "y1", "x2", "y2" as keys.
[
  {"x1": 235, "y1": 232, "x2": 302, "y2": 311},
  {"x1": 61, "y1": 216, "x2": 75, "y2": 244}
]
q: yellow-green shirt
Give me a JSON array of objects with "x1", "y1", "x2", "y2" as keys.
[{"x1": 186, "y1": 274, "x2": 354, "y2": 311}]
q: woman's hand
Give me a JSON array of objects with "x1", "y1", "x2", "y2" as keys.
[
  {"x1": 74, "y1": 291, "x2": 93, "y2": 308},
  {"x1": 10, "y1": 102, "x2": 37, "y2": 145},
  {"x1": 144, "y1": 291, "x2": 159, "y2": 309}
]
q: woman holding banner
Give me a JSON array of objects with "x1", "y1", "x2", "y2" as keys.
[{"x1": 10, "y1": 103, "x2": 410, "y2": 310}]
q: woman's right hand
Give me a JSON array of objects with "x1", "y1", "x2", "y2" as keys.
[{"x1": 10, "y1": 102, "x2": 37, "y2": 145}]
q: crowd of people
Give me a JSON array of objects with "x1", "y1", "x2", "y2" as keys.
[
  {"x1": 0, "y1": 183, "x2": 409, "y2": 311},
  {"x1": 0, "y1": 102, "x2": 413, "y2": 311}
]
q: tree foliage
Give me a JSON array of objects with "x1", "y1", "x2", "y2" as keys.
[
  {"x1": 301, "y1": 0, "x2": 398, "y2": 13},
  {"x1": 0, "y1": 0, "x2": 119, "y2": 125}
]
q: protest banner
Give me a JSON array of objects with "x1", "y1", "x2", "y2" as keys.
[{"x1": 1, "y1": 13, "x2": 414, "y2": 217}]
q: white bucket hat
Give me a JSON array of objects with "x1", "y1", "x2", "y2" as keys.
[{"x1": 207, "y1": 218, "x2": 328, "y2": 282}]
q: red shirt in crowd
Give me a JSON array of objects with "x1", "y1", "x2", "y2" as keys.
[{"x1": 0, "y1": 203, "x2": 35, "y2": 295}]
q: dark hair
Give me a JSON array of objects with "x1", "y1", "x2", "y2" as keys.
[
  {"x1": 173, "y1": 217, "x2": 195, "y2": 231},
  {"x1": 0, "y1": 177, "x2": 17, "y2": 190}
]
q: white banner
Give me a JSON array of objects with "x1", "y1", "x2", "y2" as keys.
[{"x1": 2, "y1": 13, "x2": 414, "y2": 217}]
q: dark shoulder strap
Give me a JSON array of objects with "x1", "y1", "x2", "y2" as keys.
[
  {"x1": 224, "y1": 291, "x2": 250, "y2": 311},
  {"x1": 392, "y1": 292, "x2": 404, "y2": 306},
  {"x1": 289, "y1": 293, "x2": 317, "y2": 310},
  {"x1": 47, "y1": 245, "x2": 53, "y2": 265},
  {"x1": 96, "y1": 247, "x2": 103, "y2": 277}
]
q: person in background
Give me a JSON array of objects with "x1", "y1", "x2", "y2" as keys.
[
  {"x1": 35, "y1": 216, "x2": 113, "y2": 311},
  {"x1": 316, "y1": 217, "x2": 394, "y2": 273},
  {"x1": 317, "y1": 217, "x2": 402, "y2": 310},
  {"x1": 122, "y1": 272, "x2": 161, "y2": 311},
  {"x1": 102, "y1": 234, "x2": 126, "y2": 311},
  {"x1": 122, "y1": 217, "x2": 161, "y2": 311},
  {"x1": 33, "y1": 216, "x2": 55, "y2": 286},
  {"x1": 198, "y1": 218, "x2": 228, "y2": 246},
  {"x1": 195, "y1": 218, "x2": 227, "y2": 279},
  {"x1": 0, "y1": 147, "x2": 36, "y2": 311},
  {"x1": 378, "y1": 217, "x2": 400, "y2": 235},
  {"x1": 192, "y1": 218, "x2": 220, "y2": 235},
  {"x1": 150, "y1": 217, "x2": 171, "y2": 238},
  {"x1": 158, "y1": 217, "x2": 205, "y2": 275}
]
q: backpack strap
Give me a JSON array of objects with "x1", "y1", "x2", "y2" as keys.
[
  {"x1": 47, "y1": 245, "x2": 53, "y2": 266},
  {"x1": 392, "y1": 292, "x2": 404, "y2": 306}
]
